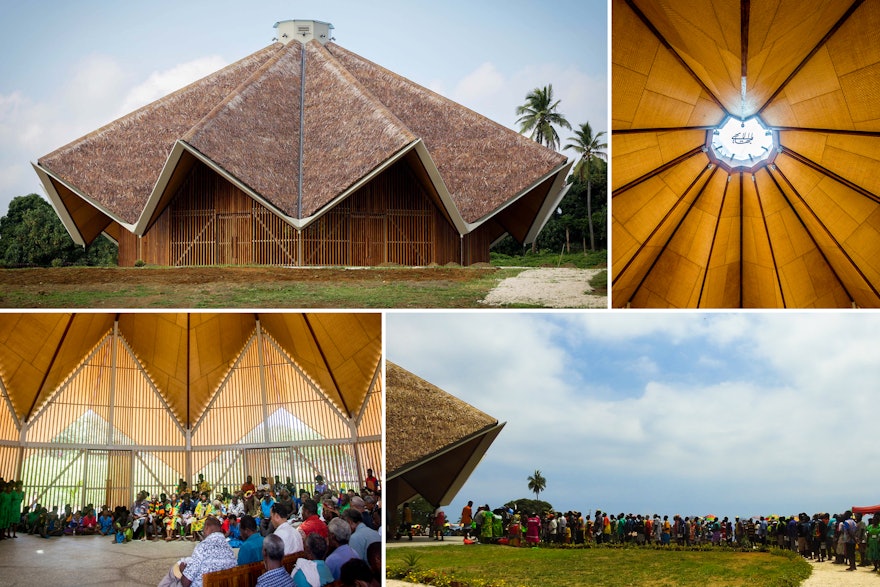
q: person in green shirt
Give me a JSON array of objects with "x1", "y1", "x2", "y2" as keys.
[{"x1": 866, "y1": 514, "x2": 880, "y2": 572}]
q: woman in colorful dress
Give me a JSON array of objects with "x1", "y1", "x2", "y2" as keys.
[
  {"x1": 526, "y1": 512, "x2": 541, "y2": 547},
  {"x1": 866, "y1": 514, "x2": 880, "y2": 572}
]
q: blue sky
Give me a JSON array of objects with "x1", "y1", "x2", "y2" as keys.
[
  {"x1": 387, "y1": 312, "x2": 880, "y2": 522},
  {"x1": 0, "y1": 0, "x2": 607, "y2": 219}
]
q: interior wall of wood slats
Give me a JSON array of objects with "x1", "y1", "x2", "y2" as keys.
[
  {"x1": 8, "y1": 327, "x2": 382, "y2": 512},
  {"x1": 119, "y1": 158, "x2": 476, "y2": 266}
]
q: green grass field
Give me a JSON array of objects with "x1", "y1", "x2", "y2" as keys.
[{"x1": 386, "y1": 544, "x2": 811, "y2": 587}]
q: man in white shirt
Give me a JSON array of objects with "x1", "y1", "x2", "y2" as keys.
[{"x1": 269, "y1": 501, "x2": 303, "y2": 555}]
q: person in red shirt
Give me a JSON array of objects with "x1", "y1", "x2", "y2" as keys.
[
  {"x1": 364, "y1": 469, "x2": 379, "y2": 494},
  {"x1": 433, "y1": 508, "x2": 446, "y2": 541},
  {"x1": 297, "y1": 499, "x2": 328, "y2": 541},
  {"x1": 241, "y1": 475, "x2": 256, "y2": 495}
]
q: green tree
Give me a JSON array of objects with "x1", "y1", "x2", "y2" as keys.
[
  {"x1": 515, "y1": 85, "x2": 571, "y2": 150},
  {"x1": 0, "y1": 194, "x2": 117, "y2": 266},
  {"x1": 504, "y1": 497, "x2": 553, "y2": 517},
  {"x1": 564, "y1": 122, "x2": 607, "y2": 251},
  {"x1": 527, "y1": 469, "x2": 547, "y2": 502}
]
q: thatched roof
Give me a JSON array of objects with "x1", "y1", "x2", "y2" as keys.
[
  {"x1": 612, "y1": 0, "x2": 880, "y2": 308},
  {"x1": 386, "y1": 361, "x2": 503, "y2": 507},
  {"x1": 34, "y1": 37, "x2": 569, "y2": 247}
]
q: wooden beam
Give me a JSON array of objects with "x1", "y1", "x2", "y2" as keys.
[
  {"x1": 768, "y1": 165, "x2": 880, "y2": 301},
  {"x1": 615, "y1": 165, "x2": 717, "y2": 305},
  {"x1": 697, "y1": 173, "x2": 732, "y2": 307},
  {"x1": 625, "y1": 0, "x2": 728, "y2": 114},
  {"x1": 613, "y1": 147, "x2": 705, "y2": 197},
  {"x1": 780, "y1": 147, "x2": 880, "y2": 205},
  {"x1": 751, "y1": 174, "x2": 787, "y2": 307},
  {"x1": 758, "y1": 0, "x2": 866, "y2": 115},
  {"x1": 302, "y1": 315, "x2": 350, "y2": 418},
  {"x1": 771, "y1": 127, "x2": 880, "y2": 138},
  {"x1": 741, "y1": 0, "x2": 750, "y2": 79},
  {"x1": 613, "y1": 126, "x2": 716, "y2": 135},
  {"x1": 26, "y1": 314, "x2": 76, "y2": 421}
]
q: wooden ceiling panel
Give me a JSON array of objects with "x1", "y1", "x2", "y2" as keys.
[
  {"x1": 611, "y1": 0, "x2": 880, "y2": 307},
  {"x1": 612, "y1": 130, "x2": 705, "y2": 191},
  {"x1": 790, "y1": 91, "x2": 855, "y2": 130},
  {"x1": 633, "y1": 0, "x2": 740, "y2": 110},
  {"x1": 612, "y1": 65, "x2": 648, "y2": 130},
  {"x1": 780, "y1": 47, "x2": 840, "y2": 105},
  {"x1": 826, "y1": 1, "x2": 880, "y2": 77},
  {"x1": 614, "y1": 0, "x2": 660, "y2": 76},
  {"x1": 839, "y1": 64, "x2": 880, "y2": 128}
]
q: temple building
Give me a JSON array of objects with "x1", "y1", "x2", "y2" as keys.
[{"x1": 33, "y1": 20, "x2": 570, "y2": 267}]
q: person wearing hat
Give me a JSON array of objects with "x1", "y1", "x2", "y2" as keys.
[{"x1": 314, "y1": 475, "x2": 327, "y2": 496}]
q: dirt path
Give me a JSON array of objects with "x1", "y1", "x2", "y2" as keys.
[
  {"x1": 481, "y1": 267, "x2": 607, "y2": 308},
  {"x1": 801, "y1": 560, "x2": 880, "y2": 586}
]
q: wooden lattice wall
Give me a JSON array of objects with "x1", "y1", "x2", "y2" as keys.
[{"x1": 117, "y1": 159, "x2": 488, "y2": 266}]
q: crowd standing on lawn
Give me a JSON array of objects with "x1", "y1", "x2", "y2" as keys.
[
  {"x1": 0, "y1": 473, "x2": 383, "y2": 587},
  {"x1": 428, "y1": 501, "x2": 880, "y2": 574}
]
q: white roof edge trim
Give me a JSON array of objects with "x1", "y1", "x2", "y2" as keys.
[
  {"x1": 463, "y1": 159, "x2": 573, "y2": 237},
  {"x1": 32, "y1": 162, "x2": 136, "y2": 244},
  {"x1": 32, "y1": 163, "x2": 85, "y2": 247},
  {"x1": 524, "y1": 160, "x2": 574, "y2": 245},
  {"x1": 134, "y1": 141, "x2": 300, "y2": 236},
  {"x1": 133, "y1": 141, "x2": 186, "y2": 234},
  {"x1": 297, "y1": 139, "x2": 421, "y2": 229},
  {"x1": 411, "y1": 140, "x2": 468, "y2": 235}
]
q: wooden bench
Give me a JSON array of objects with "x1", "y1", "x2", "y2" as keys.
[
  {"x1": 202, "y1": 561, "x2": 263, "y2": 587},
  {"x1": 203, "y1": 552, "x2": 318, "y2": 587}
]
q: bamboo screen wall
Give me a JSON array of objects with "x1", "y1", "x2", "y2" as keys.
[
  {"x1": 119, "y1": 158, "x2": 477, "y2": 266},
  {"x1": 2, "y1": 325, "x2": 382, "y2": 513}
]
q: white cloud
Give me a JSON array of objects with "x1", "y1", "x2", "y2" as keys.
[
  {"x1": 391, "y1": 313, "x2": 880, "y2": 518},
  {"x1": 443, "y1": 61, "x2": 607, "y2": 143},
  {"x1": 117, "y1": 55, "x2": 227, "y2": 116},
  {"x1": 0, "y1": 54, "x2": 229, "y2": 215}
]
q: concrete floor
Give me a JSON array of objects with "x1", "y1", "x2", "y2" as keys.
[{"x1": 0, "y1": 533, "x2": 200, "y2": 587}]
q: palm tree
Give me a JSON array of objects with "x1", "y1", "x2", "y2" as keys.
[
  {"x1": 564, "y1": 122, "x2": 607, "y2": 251},
  {"x1": 515, "y1": 85, "x2": 571, "y2": 150},
  {"x1": 527, "y1": 469, "x2": 547, "y2": 502}
]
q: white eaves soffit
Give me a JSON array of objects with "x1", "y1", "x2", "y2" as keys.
[{"x1": 32, "y1": 162, "x2": 119, "y2": 247}]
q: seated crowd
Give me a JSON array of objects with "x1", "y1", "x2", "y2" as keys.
[{"x1": 1, "y1": 470, "x2": 383, "y2": 587}]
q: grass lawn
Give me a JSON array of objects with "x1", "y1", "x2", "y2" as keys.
[{"x1": 386, "y1": 545, "x2": 811, "y2": 587}]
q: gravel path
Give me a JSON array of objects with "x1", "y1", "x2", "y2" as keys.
[
  {"x1": 801, "y1": 559, "x2": 880, "y2": 586},
  {"x1": 481, "y1": 267, "x2": 607, "y2": 308}
]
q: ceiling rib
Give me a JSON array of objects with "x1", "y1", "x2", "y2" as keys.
[
  {"x1": 697, "y1": 174, "x2": 732, "y2": 307},
  {"x1": 617, "y1": 165, "x2": 717, "y2": 304},
  {"x1": 781, "y1": 148, "x2": 880, "y2": 205},
  {"x1": 763, "y1": 168, "x2": 853, "y2": 302},
  {"x1": 771, "y1": 127, "x2": 880, "y2": 138},
  {"x1": 757, "y1": 0, "x2": 866, "y2": 116},
  {"x1": 770, "y1": 165, "x2": 880, "y2": 301},
  {"x1": 740, "y1": 0, "x2": 750, "y2": 117},
  {"x1": 613, "y1": 126, "x2": 716, "y2": 135},
  {"x1": 739, "y1": 173, "x2": 744, "y2": 307},
  {"x1": 613, "y1": 146, "x2": 705, "y2": 197},
  {"x1": 303, "y1": 315, "x2": 349, "y2": 417},
  {"x1": 751, "y1": 176, "x2": 787, "y2": 307},
  {"x1": 625, "y1": 0, "x2": 728, "y2": 115},
  {"x1": 26, "y1": 313, "x2": 76, "y2": 421}
]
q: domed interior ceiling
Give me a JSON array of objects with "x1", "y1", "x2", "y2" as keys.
[
  {"x1": 0, "y1": 313, "x2": 381, "y2": 428},
  {"x1": 612, "y1": 0, "x2": 880, "y2": 308}
]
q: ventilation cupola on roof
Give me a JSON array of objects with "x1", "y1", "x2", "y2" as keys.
[{"x1": 273, "y1": 20, "x2": 334, "y2": 45}]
